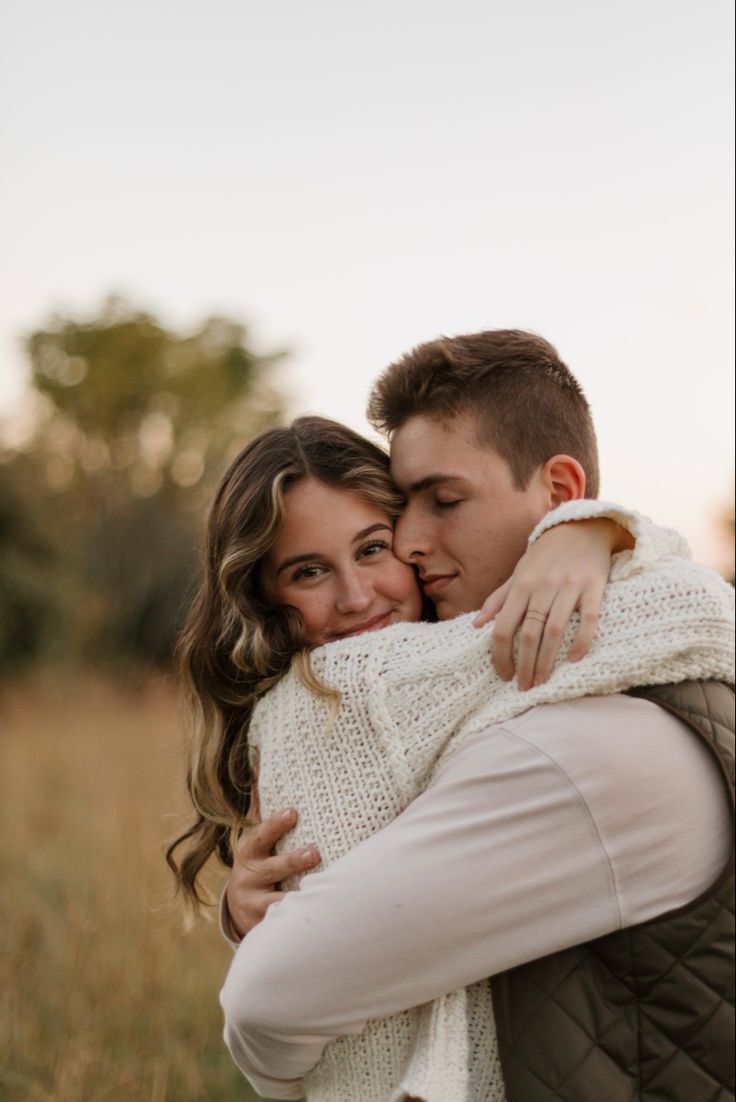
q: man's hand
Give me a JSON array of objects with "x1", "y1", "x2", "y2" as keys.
[
  {"x1": 225, "y1": 809, "x2": 320, "y2": 940},
  {"x1": 473, "y1": 517, "x2": 634, "y2": 691}
]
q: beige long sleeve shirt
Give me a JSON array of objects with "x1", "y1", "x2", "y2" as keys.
[{"x1": 221, "y1": 692, "x2": 732, "y2": 1100}]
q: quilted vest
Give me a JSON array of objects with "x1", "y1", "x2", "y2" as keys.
[{"x1": 490, "y1": 680, "x2": 735, "y2": 1102}]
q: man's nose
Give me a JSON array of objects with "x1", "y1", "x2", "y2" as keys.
[
  {"x1": 394, "y1": 506, "x2": 431, "y2": 563},
  {"x1": 334, "y1": 569, "x2": 373, "y2": 615}
]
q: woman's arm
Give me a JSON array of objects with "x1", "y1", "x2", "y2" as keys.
[{"x1": 475, "y1": 502, "x2": 688, "y2": 688}]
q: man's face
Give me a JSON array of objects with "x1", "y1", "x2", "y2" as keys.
[{"x1": 390, "y1": 413, "x2": 553, "y2": 619}]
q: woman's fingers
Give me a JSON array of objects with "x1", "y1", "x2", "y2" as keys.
[
  {"x1": 481, "y1": 516, "x2": 616, "y2": 684},
  {"x1": 489, "y1": 586, "x2": 539, "y2": 678},
  {"x1": 233, "y1": 809, "x2": 321, "y2": 888},
  {"x1": 487, "y1": 580, "x2": 608, "y2": 688},
  {"x1": 257, "y1": 846, "x2": 321, "y2": 888},
  {"x1": 489, "y1": 579, "x2": 603, "y2": 690},
  {"x1": 568, "y1": 581, "x2": 605, "y2": 662},
  {"x1": 227, "y1": 845, "x2": 318, "y2": 936},
  {"x1": 227, "y1": 808, "x2": 320, "y2": 938},
  {"x1": 531, "y1": 586, "x2": 580, "y2": 687},
  {"x1": 518, "y1": 581, "x2": 605, "y2": 688},
  {"x1": 244, "y1": 807, "x2": 297, "y2": 859},
  {"x1": 472, "y1": 579, "x2": 511, "y2": 628},
  {"x1": 475, "y1": 517, "x2": 612, "y2": 686},
  {"x1": 514, "y1": 590, "x2": 558, "y2": 691}
]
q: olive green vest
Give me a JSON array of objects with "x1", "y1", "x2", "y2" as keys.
[{"x1": 490, "y1": 680, "x2": 735, "y2": 1102}]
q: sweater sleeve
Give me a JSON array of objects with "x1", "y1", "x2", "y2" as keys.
[{"x1": 528, "y1": 499, "x2": 691, "y2": 581}]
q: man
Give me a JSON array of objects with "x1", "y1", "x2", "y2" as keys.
[{"x1": 220, "y1": 331, "x2": 734, "y2": 1101}]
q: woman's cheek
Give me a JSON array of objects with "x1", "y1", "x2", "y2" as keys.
[{"x1": 291, "y1": 592, "x2": 325, "y2": 643}]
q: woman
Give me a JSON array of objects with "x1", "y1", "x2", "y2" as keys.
[{"x1": 168, "y1": 416, "x2": 734, "y2": 1102}]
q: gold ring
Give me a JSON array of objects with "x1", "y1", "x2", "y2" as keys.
[{"x1": 524, "y1": 610, "x2": 548, "y2": 624}]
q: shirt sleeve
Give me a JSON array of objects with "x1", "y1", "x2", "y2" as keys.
[
  {"x1": 218, "y1": 886, "x2": 242, "y2": 950},
  {"x1": 219, "y1": 695, "x2": 732, "y2": 1096}
]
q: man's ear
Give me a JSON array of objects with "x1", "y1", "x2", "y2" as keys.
[{"x1": 539, "y1": 454, "x2": 586, "y2": 506}]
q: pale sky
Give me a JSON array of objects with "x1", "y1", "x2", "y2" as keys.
[{"x1": 1, "y1": 0, "x2": 733, "y2": 569}]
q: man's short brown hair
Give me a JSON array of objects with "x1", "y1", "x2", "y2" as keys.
[{"x1": 367, "y1": 329, "x2": 600, "y2": 497}]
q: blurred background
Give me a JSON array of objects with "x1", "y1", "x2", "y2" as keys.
[{"x1": 0, "y1": 1, "x2": 733, "y2": 1100}]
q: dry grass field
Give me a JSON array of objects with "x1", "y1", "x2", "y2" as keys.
[{"x1": 0, "y1": 670, "x2": 282, "y2": 1102}]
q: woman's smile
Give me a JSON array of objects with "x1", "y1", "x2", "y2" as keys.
[{"x1": 330, "y1": 610, "x2": 397, "y2": 639}]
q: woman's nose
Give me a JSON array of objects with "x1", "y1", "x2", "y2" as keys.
[{"x1": 334, "y1": 571, "x2": 373, "y2": 614}]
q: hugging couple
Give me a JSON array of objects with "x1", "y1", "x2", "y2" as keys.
[{"x1": 168, "y1": 330, "x2": 735, "y2": 1102}]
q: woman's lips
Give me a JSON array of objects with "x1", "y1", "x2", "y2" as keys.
[
  {"x1": 420, "y1": 574, "x2": 456, "y2": 596},
  {"x1": 333, "y1": 612, "x2": 393, "y2": 639}
]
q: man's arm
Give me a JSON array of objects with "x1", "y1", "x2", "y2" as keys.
[{"x1": 220, "y1": 694, "x2": 731, "y2": 1097}]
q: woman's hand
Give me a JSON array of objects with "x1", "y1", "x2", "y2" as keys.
[
  {"x1": 473, "y1": 518, "x2": 634, "y2": 691},
  {"x1": 225, "y1": 809, "x2": 320, "y2": 940}
]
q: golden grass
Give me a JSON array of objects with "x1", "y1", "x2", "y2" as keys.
[{"x1": 0, "y1": 670, "x2": 277, "y2": 1102}]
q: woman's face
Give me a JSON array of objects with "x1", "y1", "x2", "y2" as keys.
[{"x1": 260, "y1": 476, "x2": 422, "y2": 646}]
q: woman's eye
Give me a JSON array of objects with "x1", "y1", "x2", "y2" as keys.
[
  {"x1": 291, "y1": 563, "x2": 326, "y2": 582},
  {"x1": 435, "y1": 499, "x2": 461, "y2": 510}
]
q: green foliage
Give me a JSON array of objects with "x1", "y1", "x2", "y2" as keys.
[
  {"x1": 0, "y1": 459, "x2": 74, "y2": 670},
  {"x1": 24, "y1": 295, "x2": 285, "y2": 504},
  {"x1": 0, "y1": 297, "x2": 287, "y2": 672}
]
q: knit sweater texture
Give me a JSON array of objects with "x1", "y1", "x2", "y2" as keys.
[{"x1": 242, "y1": 503, "x2": 735, "y2": 1102}]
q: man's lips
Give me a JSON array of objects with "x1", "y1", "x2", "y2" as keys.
[
  {"x1": 333, "y1": 612, "x2": 393, "y2": 639},
  {"x1": 419, "y1": 573, "x2": 457, "y2": 596}
]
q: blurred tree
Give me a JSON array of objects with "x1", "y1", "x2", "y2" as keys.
[
  {"x1": 0, "y1": 457, "x2": 76, "y2": 671},
  {"x1": 25, "y1": 294, "x2": 284, "y2": 506},
  {"x1": 0, "y1": 297, "x2": 287, "y2": 672}
]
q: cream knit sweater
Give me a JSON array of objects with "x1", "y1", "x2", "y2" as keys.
[{"x1": 244, "y1": 503, "x2": 735, "y2": 1102}]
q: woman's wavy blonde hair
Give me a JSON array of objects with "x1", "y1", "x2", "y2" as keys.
[{"x1": 166, "y1": 415, "x2": 407, "y2": 911}]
